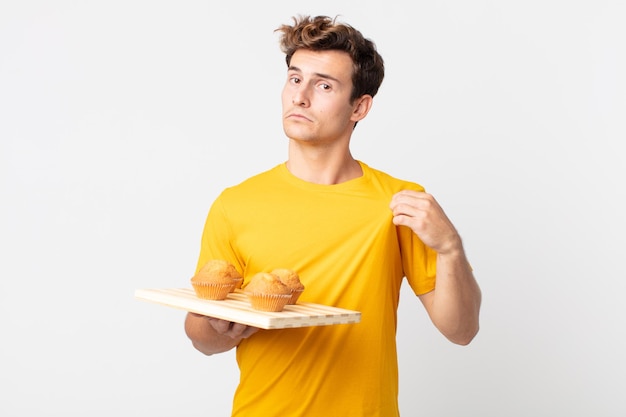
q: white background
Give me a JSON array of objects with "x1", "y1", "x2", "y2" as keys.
[{"x1": 1, "y1": 1, "x2": 625, "y2": 416}]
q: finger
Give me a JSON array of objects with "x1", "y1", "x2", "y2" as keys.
[
  {"x1": 391, "y1": 213, "x2": 408, "y2": 226},
  {"x1": 208, "y1": 318, "x2": 233, "y2": 334},
  {"x1": 390, "y1": 191, "x2": 430, "y2": 210},
  {"x1": 242, "y1": 326, "x2": 260, "y2": 338},
  {"x1": 391, "y1": 205, "x2": 418, "y2": 220},
  {"x1": 229, "y1": 322, "x2": 249, "y2": 338},
  {"x1": 230, "y1": 323, "x2": 260, "y2": 339},
  {"x1": 391, "y1": 199, "x2": 430, "y2": 220},
  {"x1": 392, "y1": 212, "x2": 428, "y2": 231}
]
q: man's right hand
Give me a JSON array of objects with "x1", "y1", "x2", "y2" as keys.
[
  {"x1": 205, "y1": 316, "x2": 260, "y2": 340},
  {"x1": 185, "y1": 312, "x2": 260, "y2": 355}
]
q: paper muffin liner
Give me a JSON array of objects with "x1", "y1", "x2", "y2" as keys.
[
  {"x1": 247, "y1": 292, "x2": 291, "y2": 312},
  {"x1": 192, "y1": 282, "x2": 235, "y2": 300},
  {"x1": 287, "y1": 289, "x2": 304, "y2": 304}
]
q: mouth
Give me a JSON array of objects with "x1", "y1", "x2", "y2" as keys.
[{"x1": 285, "y1": 112, "x2": 311, "y2": 122}]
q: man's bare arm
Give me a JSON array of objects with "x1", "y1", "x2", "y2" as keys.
[
  {"x1": 390, "y1": 190, "x2": 481, "y2": 345},
  {"x1": 418, "y1": 246, "x2": 481, "y2": 345}
]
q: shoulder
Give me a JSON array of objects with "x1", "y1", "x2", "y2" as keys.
[
  {"x1": 216, "y1": 164, "x2": 285, "y2": 202},
  {"x1": 359, "y1": 161, "x2": 426, "y2": 193},
  {"x1": 225, "y1": 164, "x2": 283, "y2": 189}
]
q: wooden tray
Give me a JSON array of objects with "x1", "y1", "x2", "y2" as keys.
[{"x1": 135, "y1": 288, "x2": 361, "y2": 329}]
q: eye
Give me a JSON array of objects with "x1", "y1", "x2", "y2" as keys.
[
  {"x1": 319, "y1": 83, "x2": 331, "y2": 91},
  {"x1": 289, "y1": 75, "x2": 301, "y2": 84}
]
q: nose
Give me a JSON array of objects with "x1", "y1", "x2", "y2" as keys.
[{"x1": 292, "y1": 86, "x2": 310, "y2": 107}]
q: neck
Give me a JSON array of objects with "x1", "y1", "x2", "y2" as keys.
[{"x1": 286, "y1": 141, "x2": 362, "y2": 185}]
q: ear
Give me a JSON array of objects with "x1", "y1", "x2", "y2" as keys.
[{"x1": 350, "y1": 95, "x2": 374, "y2": 123}]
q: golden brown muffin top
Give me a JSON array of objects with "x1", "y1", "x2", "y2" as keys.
[
  {"x1": 191, "y1": 259, "x2": 242, "y2": 284},
  {"x1": 244, "y1": 272, "x2": 291, "y2": 295},
  {"x1": 271, "y1": 268, "x2": 305, "y2": 291}
]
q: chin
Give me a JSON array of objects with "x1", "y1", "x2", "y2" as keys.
[{"x1": 283, "y1": 125, "x2": 313, "y2": 142}]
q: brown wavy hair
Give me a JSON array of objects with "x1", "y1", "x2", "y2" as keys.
[{"x1": 275, "y1": 15, "x2": 385, "y2": 103}]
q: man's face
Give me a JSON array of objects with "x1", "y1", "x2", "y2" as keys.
[{"x1": 281, "y1": 49, "x2": 359, "y2": 145}]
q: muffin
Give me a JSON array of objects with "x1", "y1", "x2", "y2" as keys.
[
  {"x1": 271, "y1": 268, "x2": 305, "y2": 304},
  {"x1": 191, "y1": 259, "x2": 240, "y2": 300},
  {"x1": 244, "y1": 272, "x2": 292, "y2": 312}
]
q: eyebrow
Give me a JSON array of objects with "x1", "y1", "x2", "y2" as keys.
[{"x1": 288, "y1": 65, "x2": 342, "y2": 84}]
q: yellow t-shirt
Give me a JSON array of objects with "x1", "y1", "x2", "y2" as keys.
[{"x1": 196, "y1": 161, "x2": 437, "y2": 417}]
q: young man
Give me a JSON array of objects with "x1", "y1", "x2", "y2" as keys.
[{"x1": 185, "y1": 15, "x2": 481, "y2": 417}]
